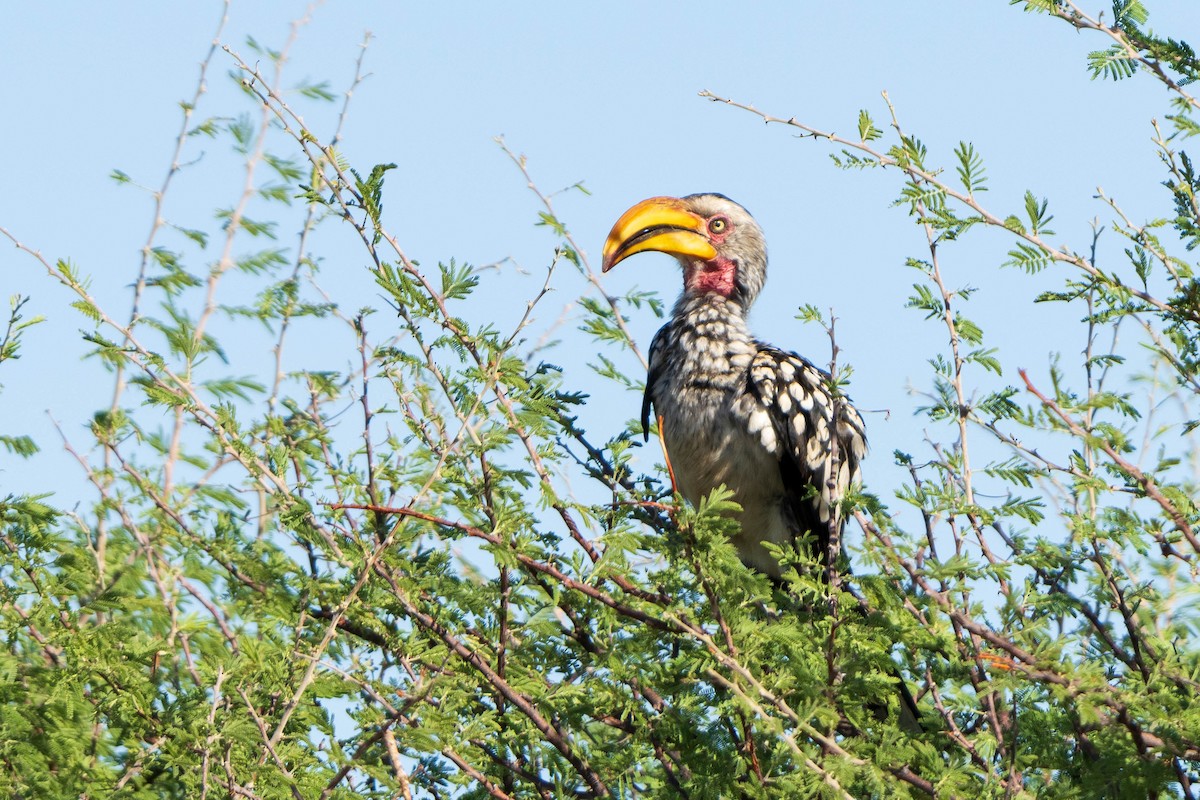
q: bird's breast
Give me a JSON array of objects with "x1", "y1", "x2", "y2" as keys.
[
  {"x1": 655, "y1": 374, "x2": 793, "y2": 578},
  {"x1": 648, "y1": 301, "x2": 808, "y2": 578},
  {"x1": 651, "y1": 312, "x2": 784, "y2": 520}
]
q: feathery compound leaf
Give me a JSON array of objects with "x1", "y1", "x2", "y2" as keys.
[
  {"x1": 9, "y1": 9, "x2": 1200, "y2": 799},
  {"x1": 1112, "y1": 0, "x2": 1149, "y2": 29},
  {"x1": 351, "y1": 162, "x2": 397, "y2": 243},
  {"x1": 439, "y1": 259, "x2": 479, "y2": 300},
  {"x1": 896, "y1": 181, "x2": 946, "y2": 213},
  {"x1": 1010, "y1": 0, "x2": 1067, "y2": 13},
  {"x1": 173, "y1": 225, "x2": 209, "y2": 248},
  {"x1": 70, "y1": 299, "x2": 102, "y2": 323},
  {"x1": 795, "y1": 304, "x2": 826, "y2": 325},
  {"x1": 0, "y1": 434, "x2": 38, "y2": 457},
  {"x1": 906, "y1": 283, "x2": 943, "y2": 319},
  {"x1": 954, "y1": 141, "x2": 988, "y2": 194},
  {"x1": 1004, "y1": 242, "x2": 1055, "y2": 272},
  {"x1": 1088, "y1": 44, "x2": 1138, "y2": 80},
  {"x1": 294, "y1": 79, "x2": 336, "y2": 102},
  {"x1": 1023, "y1": 190, "x2": 1055, "y2": 235},
  {"x1": 857, "y1": 109, "x2": 882, "y2": 142}
]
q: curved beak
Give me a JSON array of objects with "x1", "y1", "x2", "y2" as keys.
[{"x1": 601, "y1": 196, "x2": 716, "y2": 273}]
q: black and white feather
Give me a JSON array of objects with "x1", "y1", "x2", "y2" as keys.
[
  {"x1": 600, "y1": 191, "x2": 869, "y2": 579},
  {"x1": 607, "y1": 192, "x2": 920, "y2": 730},
  {"x1": 642, "y1": 293, "x2": 866, "y2": 580}
]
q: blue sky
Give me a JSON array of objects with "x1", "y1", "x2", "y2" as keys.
[{"x1": 2, "y1": 2, "x2": 1195, "y2": 518}]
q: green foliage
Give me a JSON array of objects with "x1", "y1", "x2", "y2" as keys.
[
  {"x1": 858, "y1": 109, "x2": 883, "y2": 142},
  {"x1": 954, "y1": 141, "x2": 988, "y2": 195},
  {"x1": 3, "y1": 4, "x2": 1200, "y2": 799},
  {"x1": 351, "y1": 161, "x2": 397, "y2": 244},
  {"x1": 0, "y1": 295, "x2": 43, "y2": 375}
]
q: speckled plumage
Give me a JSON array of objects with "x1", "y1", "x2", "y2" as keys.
[
  {"x1": 604, "y1": 193, "x2": 920, "y2": 731},
  {"x1": 609, "y1": 192, "x2": 867, "y2": 579},
  {"x1": 642, "y1": 293, "x2": 866, "y2": 579}
]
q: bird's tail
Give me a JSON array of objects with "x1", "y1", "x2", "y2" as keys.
[{"x1": 894, "y1": 671, "x2": 922, "y2": 734}]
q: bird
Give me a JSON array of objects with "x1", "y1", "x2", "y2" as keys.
[
  {"x1": 601, "y1": 193, "x2": 920, "y2": 732},
  {"x1": 600, "y1": 193, "x2": 866, "y2": 581}
]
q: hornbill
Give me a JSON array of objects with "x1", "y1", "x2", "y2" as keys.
[
  {"x1": 601, "y1": 193, "x2": 864, "y2": 579},
  {"x1": 602, "y1": 193, "x2": 920, "y2": 730}
]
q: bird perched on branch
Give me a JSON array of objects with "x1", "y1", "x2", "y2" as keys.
[
  {"x1": 601, "y1": 193, "x2": 865, "y2": 580},
  {"x1": 602, "y1": 193, "x2": 921, "y2": 733}
]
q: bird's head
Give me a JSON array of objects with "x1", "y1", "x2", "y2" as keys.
[{"x1": 602, "y1": 193, "x2": 767, "y2": 306}]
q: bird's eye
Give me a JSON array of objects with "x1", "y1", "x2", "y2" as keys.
[{"x1": 708, "y1": 217, "x2": 729, "y2": 234}]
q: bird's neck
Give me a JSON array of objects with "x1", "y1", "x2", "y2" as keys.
[
  {"x1": 675, "y1": 290, "x2": 747, "y2": 322},
  {"x1": 682, "y1": 256, "x2": 738, "y2": 298},
  {"x1": 651, "y1": 293, "x2": 756, "y2": 437},
  {"x1": 671, "y1": 293, "x2": 754, "y2": 354}
]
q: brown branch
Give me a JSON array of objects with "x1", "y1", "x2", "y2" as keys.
[
  {"x1": 369, "y1": 562, "x2": 609, "y2": 797},
  {"x1": 697, "y1": 89, "x2": 1187, "y2": 322},
  {"x1": 1019, "y1": 369, "x2": 1200, "y2": 555},
  {"x1": 382, "y1": 728, "x2": 413, "y2": 800},
  {"x1": 235, "y1": 687, "x2": 305, "y2": 800},
  {"x1": 329, "y1": 503, "x2": 675, "y2": 622},
  {"x1": 495, "y1": 138, "x2": 648, "y2": 372},
  {"x1": 1049, "y1": 1, "x2": 1199, "y2": 112}
]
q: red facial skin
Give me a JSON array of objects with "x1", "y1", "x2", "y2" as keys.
[
  {"x1": 685, "y1": 256, "x2": 737, "y2": 297},
  {"x1": 683, "y1": 216, "x2": 736, "y2": 297}
]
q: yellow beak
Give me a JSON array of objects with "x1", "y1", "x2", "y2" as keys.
[{"x1": 601, "y1": 196, "x2": 717, "y2": 272}]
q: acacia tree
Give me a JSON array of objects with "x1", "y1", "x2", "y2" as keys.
[{"x1": 2, "y1": 2, "x2": 1198, "y2": 797}]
